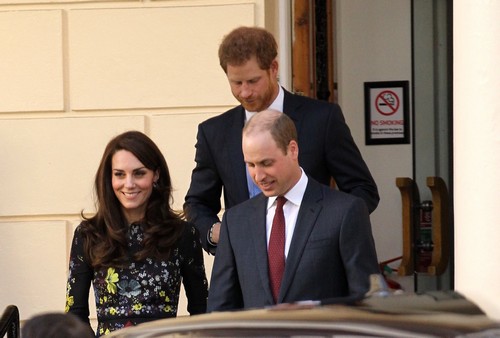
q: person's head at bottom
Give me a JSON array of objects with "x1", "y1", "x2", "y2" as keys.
[{"x1": 22, "y1": 312, "x2": 93, "y2": 338}]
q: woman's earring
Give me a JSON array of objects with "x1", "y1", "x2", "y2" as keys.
[{"x1": 153, "y1": 181, "x2": 159, "y2": 189}]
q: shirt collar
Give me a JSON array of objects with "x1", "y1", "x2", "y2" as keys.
[{"x1": 267, "y1": 168, "x2": 308, "y2": 209}]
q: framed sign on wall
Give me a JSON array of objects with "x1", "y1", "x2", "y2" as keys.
[{"x1": 364, "y1": 81, "x2": 410, "y2": 145}]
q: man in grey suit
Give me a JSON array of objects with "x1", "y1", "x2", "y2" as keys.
[
  {"x1": 185, "y1": 26, "x2": 379, "y2": 255},
  {"x1": 207, "y1": 110, "x2": 379, "y2": 311}
]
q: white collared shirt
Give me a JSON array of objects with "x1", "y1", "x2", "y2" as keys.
[{"x1": 266, "y1": 168, "x2": 308, "y2": 258}]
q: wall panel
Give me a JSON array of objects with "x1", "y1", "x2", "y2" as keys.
[
  {"x1": 0, "y1": 116, "x2": 144, "y2": 216},
  {"x1": 69, "y1": 4, "x2": 254, "y2": 110},
  {"x1": 0, "y1": 221, "x2": 70, "y2": 318},
  {"x1": 0, "y1": 10, "x2": 63, "y2": 112},
  {"x1": 150, "y1": 112, "x2": 220, "y2": 210}
]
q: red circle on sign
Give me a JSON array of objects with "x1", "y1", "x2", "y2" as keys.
[{"x1": 375, "y1": 90, "x2": 399, "y2": 116}]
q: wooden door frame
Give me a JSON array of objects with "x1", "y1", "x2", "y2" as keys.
[{"x1": 292, "y1": 0, "x2": 336, "y2": 102}]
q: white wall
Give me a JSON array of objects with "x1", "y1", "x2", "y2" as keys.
[
  {"x1": 454, "y1": 0, "x2": 500, "y2": 321},
  {"x1": 336, "y1": 0, "x2": 413, "y2": 265}
]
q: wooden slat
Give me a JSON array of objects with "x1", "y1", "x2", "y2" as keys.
[
  {"x1": 396, "y1": 177, "x2": 419, "y2": 276},
  {"x1": 426, "y1": 177, "x2": 450, "y2": 275},
  {"x1": 292, "y1": 0, "x2": 311, "y2": 97},
  {"x1": 292, "y1": 0, "x2": 335, "y2": 101}
]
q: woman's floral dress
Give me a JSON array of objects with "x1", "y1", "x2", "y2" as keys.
[{"x1": 65, "y1": 222, "x2": 208, "y2": 337}]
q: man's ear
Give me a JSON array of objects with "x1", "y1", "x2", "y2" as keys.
[
  {"x1": 270, "y1": 59, "x2": 279, "y2": 76},
  {"x1": 288, "y1": 140, "x2": 299, "y2": 159}
]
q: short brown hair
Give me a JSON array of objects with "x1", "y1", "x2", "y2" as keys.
[
  {"x1": 218, "y1": 26, "x2": 278, "y2": 73},
  {"x1": 243, "y1": 110, "x2": 297, "y2": 154},
  {"x1": 22, "y1": 312, "x2": 94, "y2": 338}
]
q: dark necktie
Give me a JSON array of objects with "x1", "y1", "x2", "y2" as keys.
[{"x1": 268, "y1": 196, "x2": 286, "y2": 303}]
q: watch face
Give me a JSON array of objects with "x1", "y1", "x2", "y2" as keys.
[{"x1": 208, "y1": 223, "x2": 217, "y2": 245}]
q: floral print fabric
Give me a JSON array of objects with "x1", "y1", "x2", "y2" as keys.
[{"x1": 65, "y1": 222, "x2": 207, "y2": 336}]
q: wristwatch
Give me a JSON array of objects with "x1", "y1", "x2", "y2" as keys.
[{"x1": 207, "y1": 222, "x2": 219, "y2": 246}]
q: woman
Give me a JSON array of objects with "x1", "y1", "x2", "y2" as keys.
[{"x1": 65, "y1": 131, "x2": 208, "y2": 336}]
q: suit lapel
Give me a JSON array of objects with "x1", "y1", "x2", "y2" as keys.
[
  {"x1": 283, "y1": 89, "x2": 305, "y2": 133},
  {"x1": 250, "y1": 195, "x2": 276, "y2": 303},
  {"x1": 279, "y1": 179, "x2": 323, "y2": 302},
  {"x1": 226, "y1": 107, "x2": 249, "y2": 200}
]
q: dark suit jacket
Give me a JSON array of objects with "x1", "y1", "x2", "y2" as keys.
[
  {"x1": 207, "y1": 178, "x2": 380, "y2": 312},
  {"x1": 184, "y1": 89, "x2": 379, "y2": 253}
]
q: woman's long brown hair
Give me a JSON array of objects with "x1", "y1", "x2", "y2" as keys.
[{"x1": 80, "y1": 131, "x2": 184, "y2": 269}]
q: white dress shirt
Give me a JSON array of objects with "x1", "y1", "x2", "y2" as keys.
[{"x1": 266, "y1": 168, "x2": 308, "y2": 259}]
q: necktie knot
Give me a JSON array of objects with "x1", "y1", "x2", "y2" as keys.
[{"x1": 276, "y1": 196, "x2": 287, "y2": 209}]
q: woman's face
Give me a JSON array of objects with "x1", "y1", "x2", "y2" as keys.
[{"x1": 111, "y1": 150, "x2": 159, "y2": 224}]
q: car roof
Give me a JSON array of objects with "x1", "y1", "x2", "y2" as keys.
[{"x1": 107, "y1": 292, "x2": 500, "y2": 338}]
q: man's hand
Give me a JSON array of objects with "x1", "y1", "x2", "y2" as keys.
[{"x1": 210, "y1": 222, "x2": 221, "y2": 244}]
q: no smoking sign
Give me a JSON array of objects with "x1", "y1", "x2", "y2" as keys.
[
  {"x1": 364, "y1": 81, "x2": 410, "y2": 145},
  {"x1": 375, "y1": 90, "x2": 400, "y2": 116}
]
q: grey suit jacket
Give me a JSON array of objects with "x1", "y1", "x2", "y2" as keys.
[{"x1": 207, "y1": 178, "x2": 380, "y2": 312}]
